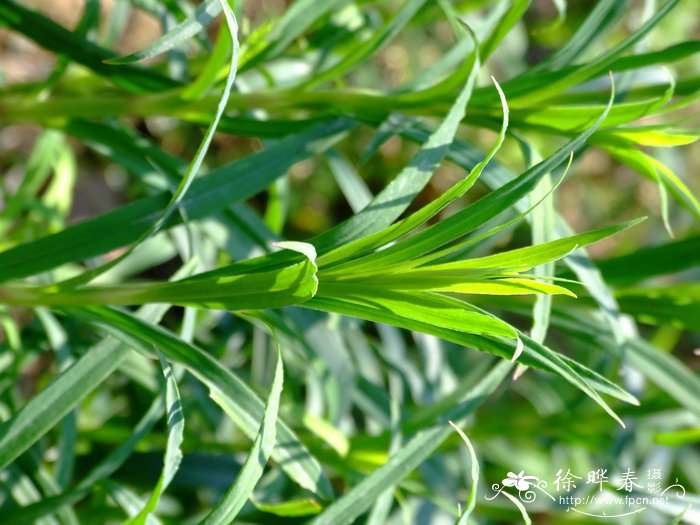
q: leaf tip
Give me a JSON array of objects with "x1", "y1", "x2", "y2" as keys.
[
  {"x1": 511, "y1": 337, "x2": 524, "y2": 362},
  {"x1": 627, "y1": 216, "x2": 648, "y2": 229},
  {"x1": 512, "y1": 365, "x2": 528, "y2": 381}
]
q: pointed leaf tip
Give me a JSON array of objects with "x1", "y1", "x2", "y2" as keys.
[
  {"x1": 512, "y1": 365, "x2": 528, "y2": 381},
  {"x1": 511, "y1": 337, "x2": 524, "y2": 362}
]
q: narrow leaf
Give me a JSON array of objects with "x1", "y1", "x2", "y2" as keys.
[{"x1": 203, "y1": 344, "x2": 284, "y2": 524}]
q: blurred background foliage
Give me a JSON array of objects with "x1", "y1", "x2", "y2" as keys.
[
  {"x1": 1, "y1": 0, "x2": 698, "y2": 244},
  {"x1": 0, "y1": 0, "x2": 699, "y2": 524}
]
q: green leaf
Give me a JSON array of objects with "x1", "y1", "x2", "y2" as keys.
[
  {"x1": 0, "y1": 130, "x2": 64, "y2": 237},
  {"x1": 522, "y1": 333, "x2": 639, "y2": 406},
  {"x1": 529, "y1": 0, "x2": 624, "y2": 72},
  {"x1": 59, "y1": 0, "x2": 241, "y2": 289},
  {"x1": 503, "y1": 0, "x2": 681, "y2": 106},
  {"x1": 480, "y1": 40, "x2": 699, "y2": 107},
  {"x1": 0, "y1": 302, "x2": 170, "y2": 471},
  {"x1": 34, "y1": 309, "x2": 76, "y2": 491},
  {"x1": 1, "y1": 393, "x2": 167, "y2": 524},
  {"x1": 600, "y1": 140, "x2": 700, "y2": 225},
  {"x1": 609, "y1": 126, "x2": 700, "y2": 147},
  {"x1": 313, "y1": 29, "x2": 481, "y2": 254},
  {"x1": 126, "y1": 353, "x2": 184, "y2": 524},
  {"x1": 316, "y1": 285, "x2": 517, "y2": 338},
  {"x1": 271, "y1": 240, "x2": 318, "y2": 265},
  {"x1": 0, "y1": 0, "x2": 176, "y2": 92},
  {"x1": 417, "y1": 218, "x2": 643, "y2": 273},
  {"x1": 449, "y1": 422, "x2": 479, "y2": 524},
  {"x1": 182, "y1": 18, "x2": 232, "y2": 101},
  {"x1": 106, "y1": 0, "x2": 222, "y2": 64},
  {"x1": 346, "y1": 276, "x2": 576, "y2": 297},
  {"x1": 326, "y1": 150, "x2": 373, "y2": 214},
  {"x1": 202, "y1": 342, "x2": 284, "y2": 524},
  {"x1": 478, "y1": 0, "x2": 531, "y2": 60},
  {"x1": 0, "y1": 256, "x2": 318, "y2": 310},
  {"x1": 0, "y1": 258, "x2": 197, "y2": 473},
  {"x1": 70, "y1": 305, "x2": 333, "y2": 499},
  {"x1": 326, "y1": 86, "x2": 614, "y2": 273},
  {"x1": 615, "y1": 283, "x2": 700, "y2": 330},
  {"x1": 319, "y1": 73, "x2": 504, "y2": 268},
  {"x1": 0, "y1": 119, "x2": 354, "y2": 283},
  {"x1": 506, "y1": 95, "x2": 671, "y2": 132},
  {"x1": 308, "y1": 361, "x2": 513, "y2": 525},
  {"x1": 302, "y1": 0, "x2": 429, "y2": 88},
  {"x1": 241, "y1": 0, "x2": 347, "y2": 70},
  {"x1": 627, "y1": 336, "x2": 700, "y2": 415},
  {"x1": 543, "y1": 306, "x2": 700, "y2": 419},
  {"x1": 253, "y1": 498, "x2": 322, "y2": 517},
  {"x1": 307, "y1": 294, "x2": 633, "y2": 420},
  {"x1": 594, "y1": 234, "x2": 700, "y2": 285},
  {"x1": 654, "y1": 427, "x2": 700, "y2": 447},
  {"x1": 525, "y1": 138, "x2": 555, "y2": 377}
]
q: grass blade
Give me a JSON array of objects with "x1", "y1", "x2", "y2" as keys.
[
  {"x1": 313, "y1": 33, "x2": 481, "y2": 253},
  {"x1": 126, "y1": 352, "x2": 185, "y2": 524},
  {"x1": 449, "y1": 422, "x2": 479, "y2": 524},
  {"x1": 0, "y1": 119, "x2": 353, "y2": 283},
  {"x1": 59, "y1": 0, "x2": 240, "y2": 289},
  {"x1": 107, "y1": 0, "x2": 222, "y2": 64},
  {"x1": 70, "y1": 305, "x2": 334, "y2": 499},
  {"x1": 0, "y1": 0, "x2": 176, "y2": 92},
  {"x1": 308, "y1": 361, "x2": 513, "y2": 525},
  {"x1": 202, "y1": 343, "x2": 284, "y2": 524},
  {"x1": 303, "y1": 0, "x2": 429, "y2": 88}
]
